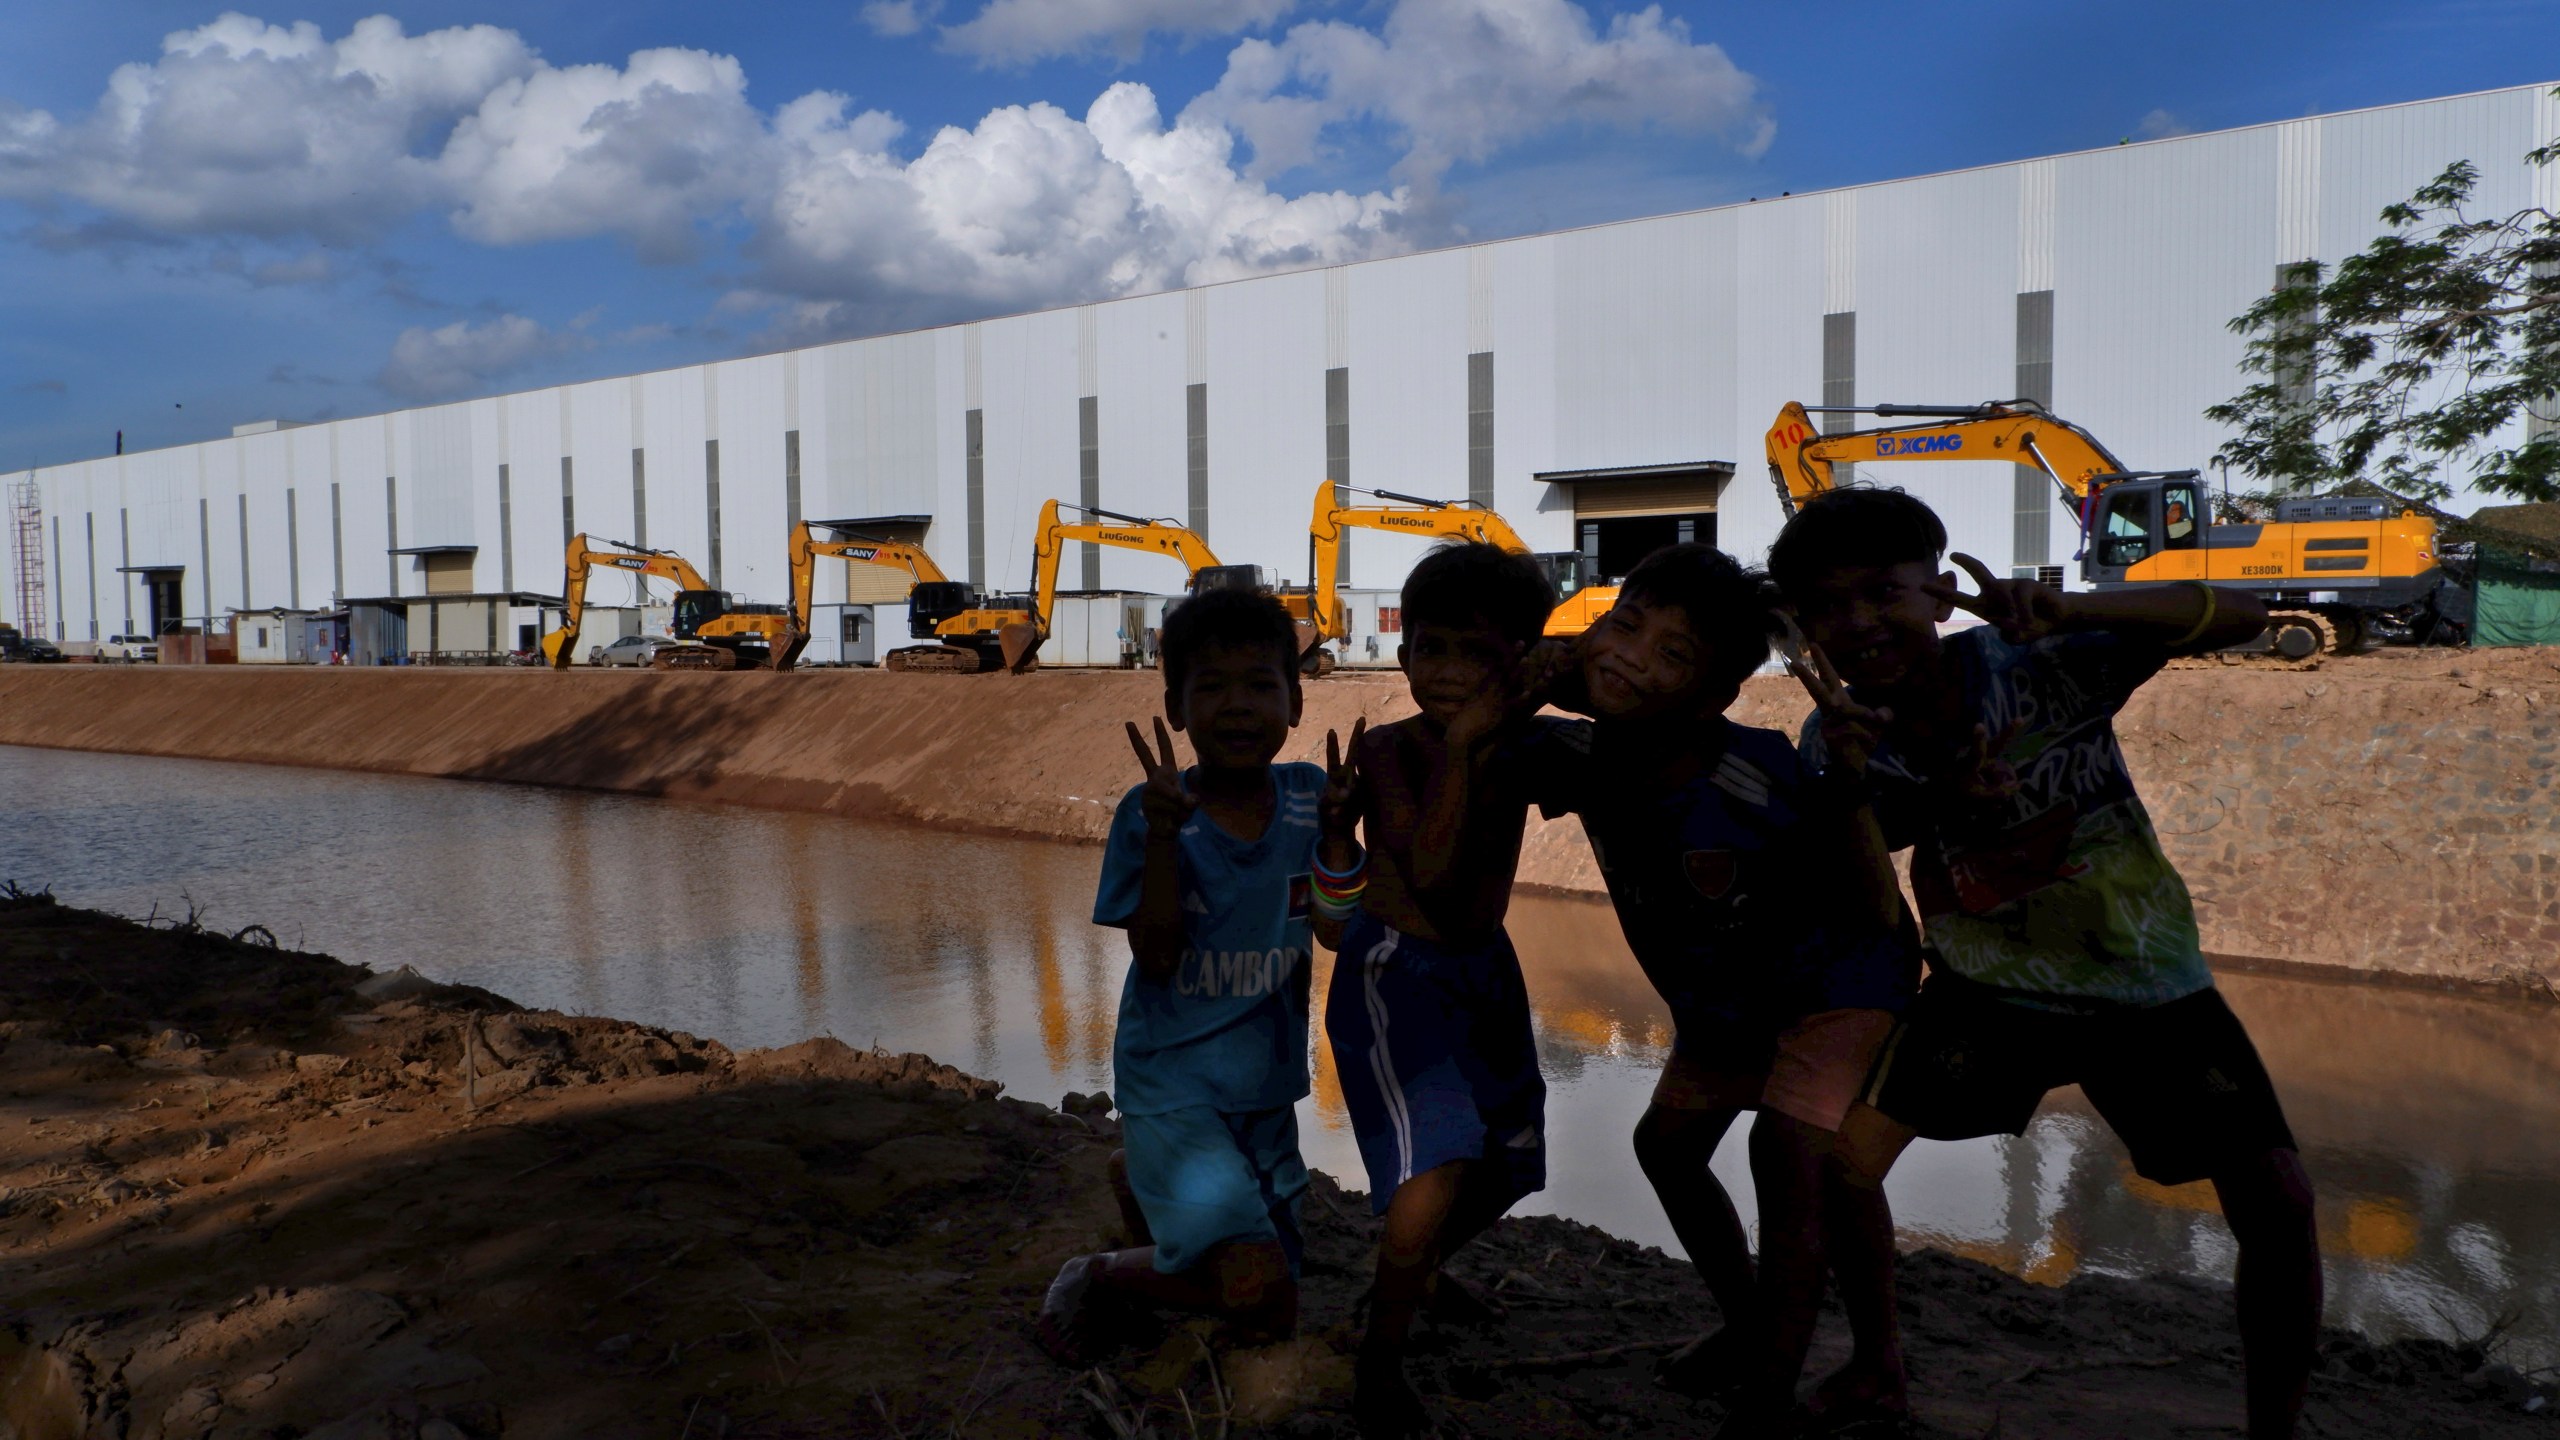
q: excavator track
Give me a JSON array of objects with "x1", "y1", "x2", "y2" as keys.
[
  {"x1": 652, "y1": 644, "x2": 741, "y2": 672},
  {"x1": 2165, "y1": 609, "x2": 2333, "y2": 671},
  {"x1": 885, "y1": 644, "x2": 1001, "y2": 674}
]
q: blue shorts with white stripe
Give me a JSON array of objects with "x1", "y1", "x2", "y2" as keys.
[{"x1": 1325, "y1": 910, "x2": 1547, "y2": 1217}]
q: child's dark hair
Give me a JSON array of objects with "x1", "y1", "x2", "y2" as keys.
[
  {"x1": 1767, "y1": 487, "x2": 1949, "y2": 600},
  {"x1": 1401, "y1": 542, "x2": 1555, "y2": 648},
  {"x1": 1618, "y1": 543, "x2": 1781, "y2": 691},
  {"x1": 1160, "y1": 586, "x2": 1302, "y2": 697}
]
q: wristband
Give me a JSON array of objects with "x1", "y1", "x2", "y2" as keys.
[
  {"x1": 1313, "y1": 844, "x2": 1367, "y2": 884},
  {"x1": 1311, "y1": 845, "x2": 1368, "y2": 920},
  {"x1": 2168, "y1": 581, "x2": 2218, "y2": 648}
]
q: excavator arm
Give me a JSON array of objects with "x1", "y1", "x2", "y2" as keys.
[
  {"x1": 974, "y1": 500, "x2": 1224, "y2": 671},
  {"x1": 781, "y1": 521, "x2": 952, "y2": 670},
  {"x1": 541, "y1": 535, "x2": 714, "y2": 669},
  {"x1": 1303, "y1": 480, "x2": 1536, "y2": 641},
  {"x1": 1764, "y1": 400, "x2": 2135, "y2": 516}
]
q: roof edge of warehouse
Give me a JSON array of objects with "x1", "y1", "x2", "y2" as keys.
[{"x1": 19, "y1": 78, "x2": 2557, "y2": 478}]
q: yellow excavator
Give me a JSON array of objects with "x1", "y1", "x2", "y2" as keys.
[
  {"x1": 909, "y1": 500, "x2": 1287, "y2": 674},
  {"x1": 540, "y1": 535, "x2": 800, "y2": 671},
  {"x1": 1764, "y1": 400, "x2": 2445, "y2": 661},
  {"x1": 1297, "y1": 480, "x2": 1608, "y2": 660},
  {"x1": 780, "y1": 521, "x2": 956, "y2": 672}
]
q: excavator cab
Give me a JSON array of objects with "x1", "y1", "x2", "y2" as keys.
[
  {"x1": 906, "y1": 581, "x2": 983, "y2": 640},
  {"x1": 1531, "y1": 552, "x2": 1593, "y2": 604},
  {"x1": 1189, "y1": 565, "x2": 1271, "y2": 596},
  {"x1": 2083, "y1": 473, "x2": 2206, "y2": 581},
  {"x1": 670, "y1": 589, "x2": 734, "y2": 640}
]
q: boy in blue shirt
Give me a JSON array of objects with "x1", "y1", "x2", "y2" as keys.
[
  {"x1": 1541, "y1": 544, "x2": 1917, "y2": 1433},
  {"x1": 1327, "y1": 542, "x2": 1570, "y2": 1439},
  {"x1": 1770, "y1": 488, "x2": 2318, "y2": 1440},
  {"x1": 1036, "y1": 587, "x2": 1364, "y2": 1364}
]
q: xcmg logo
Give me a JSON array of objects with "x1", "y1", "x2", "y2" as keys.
[{"x1": 1875, "y1": 434, "x2": 1965, "y2": 457}]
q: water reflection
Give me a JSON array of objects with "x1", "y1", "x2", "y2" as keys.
[{"x1": 5, "y1": 745, "x2": 2552, "y2": 1367}]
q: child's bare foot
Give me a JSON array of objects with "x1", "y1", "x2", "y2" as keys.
[
  {"x1": 1803, "y1": 1360, "x2": 1910, "y2": 1434},
  {"x1": 1655, "y1": 1323, "x2": 1752, "y2": 1398},
  {"x1": 1352, "y1": 1353, "x2": 1432, "y2": 1440},
  {"x1": 1034, "y1": 1254, "x2": 1115, "y2": 1366}
]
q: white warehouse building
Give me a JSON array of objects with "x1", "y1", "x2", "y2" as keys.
[{"x1": 7, "y1": 82, "x2": 2555, "y2": 661}]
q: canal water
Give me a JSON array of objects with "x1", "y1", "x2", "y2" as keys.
[{"x1": 6, "y1": 744, "x2": 2555, "y2": 1368}]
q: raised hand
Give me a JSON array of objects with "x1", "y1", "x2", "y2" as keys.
[
  {"x1": 1951, "y1": 718, "x2": 2024, "y2": 806},
  {"x1": 1780, "y1": 619, "x2": 1893, "y2": 776},
  {"x1": 1513, "y1": 637, "x2": 1582, "y2": 709},
  {"x1": 1125, "y1": 717, "x2": 1198, "y2": 835},
  {"x1": 1320, "y1": 718, "x2": 1367, "y2": 841},
  {"x1": 1925, "y1": 553, "x2": 2074, "y2": 644}
]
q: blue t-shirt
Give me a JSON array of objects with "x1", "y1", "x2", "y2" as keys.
[
  {"x1": 1809, "y1": 626, "x2": 2210, "y2": 1010},
  {"x1": 1540, "y1": 716, "x2": 1917, "y2": 1028},
  {"x1": 1093, "y1": 762, "x2": 1324, "y2": 1117}
]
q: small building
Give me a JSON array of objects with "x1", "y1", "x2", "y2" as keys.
[
  {"x1": 2466, "y1": 503, "x2": 2560, "y2": 648},
  {"x1": 343, "y1": 592, "x2": 564, "y2": 664},
  {"x1": 232, "y1": 607, "x2": 320, "y2": 664}
]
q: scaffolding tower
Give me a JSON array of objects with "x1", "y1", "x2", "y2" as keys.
[{"x1": 8, "y1": 475, "x2": 43, "y2": 640}]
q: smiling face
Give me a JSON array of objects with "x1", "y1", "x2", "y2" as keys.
[
  {"x1": 1166, "y1": 640, "x2": 1300, "y2": 772},
  {"x1": 1579, "y1": 596, "x2": 1740, "y2": 721},
  {"x1": 1398, "y1": 616, "x2": 1520, "y2": 728},
  {"x1": 1788, "y1": 559, "x2": 1954, "y2": 694}
]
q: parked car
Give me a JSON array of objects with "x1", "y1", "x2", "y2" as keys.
[
  {"x1": 99, "y1": 633, "x2": 160, "y2": 663},
  {"x1": 588, "y1": 634, "x2": 676, "y2": 668},
  {"x1": 17, "y1": 636, "x2": 63, "y2": 663}
]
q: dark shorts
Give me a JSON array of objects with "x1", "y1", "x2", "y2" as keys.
[
  {"x1": 1861, "y1": 975, "x2": 2297, "y2": 1186},
  {"x1": 1327, "y1": 912, "x2": 1547, "y2": 1216}
]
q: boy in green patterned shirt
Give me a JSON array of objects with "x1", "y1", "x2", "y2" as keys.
[{"x1": 1771, "y1": 489, "x2": 2322, "y2": 1440}]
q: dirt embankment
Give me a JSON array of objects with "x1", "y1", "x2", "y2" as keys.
[
  {"x1": 1, "y1": 646, "x2": 2555, "y2": 987},
  {"x1": 3, "y1": 893, "x2": 2552, "y2": 1440}
]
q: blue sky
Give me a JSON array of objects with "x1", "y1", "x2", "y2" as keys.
[{"x1": 3, "y1": 0, "x2": 2554, "y2": 470}]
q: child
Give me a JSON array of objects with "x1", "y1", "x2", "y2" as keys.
[
  {"x1": 1543, "y1": 544, "x2": 1917, "y2": 1432},
  {"x1": 1769, "y1": 488, "x2": 2320, "y2": 1440},
  {"x1": 1037, "y1": 587, "x2": 1363, "y2": 1364},
  {"x1": 1327, "y1": 542, "x2": 1565, "y2": 1439}
]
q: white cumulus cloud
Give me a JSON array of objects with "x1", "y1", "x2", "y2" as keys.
[
  {"x1": 1, "y1": 2, "x2": 1773, "y2": 348},
  {"x1": 1187, "y1": 0, "x2": 1772, "y2": 184},
  {"x1": 941, "y1": 0, "x2": 1297, "y2": 65},
  {"x1": 378, "y1": 312, "x2": 575, "y2": 398}
]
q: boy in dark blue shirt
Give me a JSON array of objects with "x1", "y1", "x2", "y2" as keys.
[
  {"x1": 1036, "y1": 588, "x2": 1363, "y2": 1365},
  {"x1": 1540, "y1": 544, "x2": 1917, "y2": 1432}
]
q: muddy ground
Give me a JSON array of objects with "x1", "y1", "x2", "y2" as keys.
[{"x1": 0, "y1": 892, "x2": 2550, "y2": 1439}]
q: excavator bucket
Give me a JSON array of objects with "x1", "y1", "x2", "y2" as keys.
[
  {"x1": 539, "y1": 627, "x2": 575, "y2": 670},
  {"x1": 771, "y1": 628, "x2": 811, "y2": 672},
  {"x1": 999, "y1": 622, "x2": 1043, "y2": 673}
]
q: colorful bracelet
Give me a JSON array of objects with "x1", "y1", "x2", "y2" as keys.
[
  {"x1": 1311, "y1": 846, "x2": 1367, "y2": 920},
  {"x1": 2169, "y1": 580, "x2": 2219, "y2": 648}
]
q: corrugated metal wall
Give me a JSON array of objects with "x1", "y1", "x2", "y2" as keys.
[{"x1": 11, "y1": 83, "x2": 2555, "y2": 639}]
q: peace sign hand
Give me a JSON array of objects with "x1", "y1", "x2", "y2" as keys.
[
  {"x1": 1951, "y1": 718, "x2": 2024, "y2": 807},
  {"x1": 1780, "y1": 619, "x2": 1893, "y2": 776},
  {"x1": 1925, "y1": 553, "x2": 2075, "y2": 645},
  {"x1": 1125, "y1": 717, "x2": 1198, "y2": 837},
  {"x1": 1320, "y1": 718, "x2": 1367, "y2": 842}
]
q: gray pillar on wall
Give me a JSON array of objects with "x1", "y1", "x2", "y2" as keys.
[
  {"x1": 560, "y1": 456, "x2": 575, "y2": 544},
  {"x1": 1822, "y1": 311, "x2": 1858, "y2": 485},
  {"x1": 1465, "y1": 353, "x2": 1493, "y2": 510},
  {"x1": 198, "y1": 499, "x2": 212, "y2": 626},
  {"x1": 386, "y1": 476, "x2": 400, "y2": 598},
  {"x1": 286, "y1": 488, "x2": 301, "y2": 609},
  {"x1": 2014, "y1": 290, "x2": 2056, "y2": 575},
  {"x1": 1185, "y1": 383, "x2": 1209, "y2": 539},
  {"x1": 965, "y1": 409, "x2": 986, "y2": 587},
  {"x1": 330, "y1": 483, "x2": 343, "y2": 605},
  {"x1": 52, "y1": 516, "x2": 64, "y2": 640},
  {"x1": 1078, "y1": 396, "x2": 1100, "y2": 590},
  {"x1": 630, "y1": 448, "x2": 648, "y2": 549},
  {"x1": 784, "y1": 429, "x2": 801, "y2": 530},
  {"x1": 1326, "y1": 366, "x2": 1351, "y2": 585},
  {"x1": 497, "y1": 464, "x2": 514, "y2": 592},
  {"x1": 236, "y1": 493, "x2": 250, "y2": 610},
  {"x1": 118, "y1": 508, "x2": 132, "y2": 634},
  {"x1": 84, "y1": 512, "x2": 96, "y2": 639},
  {"x1": 704, "y1": 440, "x2": 721, "y2": 588}
]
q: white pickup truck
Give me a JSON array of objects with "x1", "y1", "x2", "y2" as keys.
[{"x1": 98, "y1": 633, "x2": 161, "y2": 663}]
